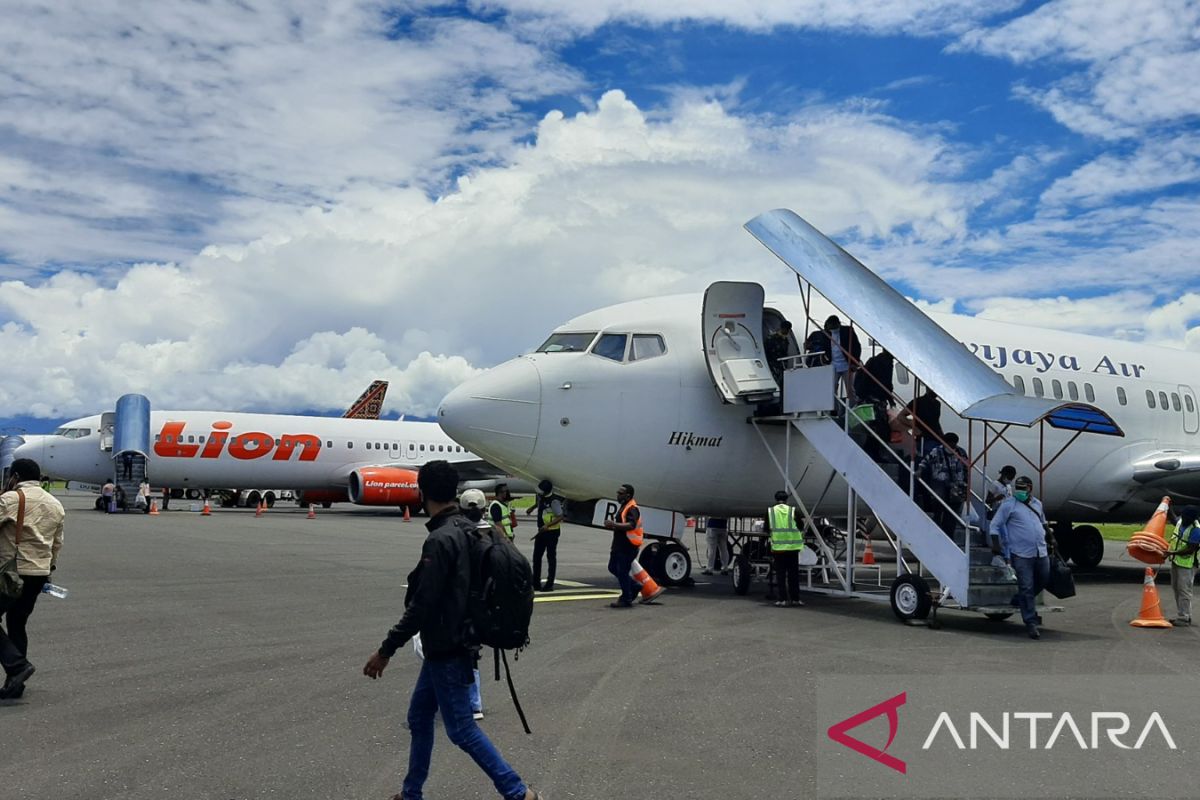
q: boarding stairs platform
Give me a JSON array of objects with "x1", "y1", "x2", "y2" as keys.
[{"x1": 113, "y1": 452, "x2": 148, "y2": 512}]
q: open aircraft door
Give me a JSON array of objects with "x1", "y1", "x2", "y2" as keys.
[
  {"x1": 702, "y1": 281, "x2": 778, "y2": 404},
  {"x1": 1182, "y1": 385, "x2": 1199, "y2": 435}
]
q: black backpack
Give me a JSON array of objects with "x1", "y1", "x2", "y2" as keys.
[{"x1": 462, "y1": 520, "x2": 536, "y2": 732}]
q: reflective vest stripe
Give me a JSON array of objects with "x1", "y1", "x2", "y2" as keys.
[
  {"x1": 769, "y1": 504, "x2": 804, "y2": 551},
  {"x1": 490, "y1": 500, "x2": 513, "y2": 538},
  {"x1": 1172, "y1": 522, "x2": 1196, "y2": 569},
  {"x1": 540, "y1": 498, "x2": 562, "y2": 531},
  {"x1": 620, "y1": 500, "x2": 644, "y2": 547}
]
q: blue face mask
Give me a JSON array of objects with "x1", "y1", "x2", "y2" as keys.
[{"x1": 1014, "y1": 490, "x2": 1031, "y2": 502}]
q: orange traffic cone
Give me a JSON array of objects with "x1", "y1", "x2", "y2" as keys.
[
  {"x1": 148, "y1": 499, "x2": 159, "y2": 516},
  {"x1": 631, "y1": 558, "x2": 665, "y2": 604},
  {"x1": 255, "y1": 502, "x2": 264, "y2": 517},
  {"x1": 306, "y1": 504, "x2": 316, "y2": 520},
  {"x1": 862, "y1": 535, "x2": 876, "y2": 566},
  {"x1": 201, "y1": 499, "x2": 211, "y2": 516},
  {"x1": 403, "y1": 505, "x2": 411, "y2": 523},
  {"x1": 1130, "y1": 567, "x2": 1173, "y2": 628},
  {"x1": 1128, "y1": 496, "x2": 1172, "y2": 565}
]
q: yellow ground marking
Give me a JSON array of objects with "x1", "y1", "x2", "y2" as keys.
[{"x1": 534, "y1": 592, "x2": 622, "y2": 603}]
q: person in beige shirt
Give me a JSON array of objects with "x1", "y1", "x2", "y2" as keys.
[{"x1": 0, "y1": 458, "x2": 65, "y2": 699}]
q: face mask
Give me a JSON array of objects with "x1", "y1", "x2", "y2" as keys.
[{"x1": 1014, "y1": 490, "x2": 1030, "y2": 502}]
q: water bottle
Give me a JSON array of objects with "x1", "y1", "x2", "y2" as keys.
[{"x1": 42, "y1": 582, "x2": 68, "y2": 599}]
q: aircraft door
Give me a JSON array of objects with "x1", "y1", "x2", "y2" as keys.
[
  {"x1": 99, "y1": 412, "x2": 115, "y2": 452},
  {"x1": 701, "y1": 281, "x2": 777, "y2": 404},
  {"x1": 1181, "y1": 385, "x2": 1199, "y2": 435}
]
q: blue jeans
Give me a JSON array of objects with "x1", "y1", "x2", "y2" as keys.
[
  {"x1": 470, "y1": 668, "x2": 482, "y2": 713},
  {"x1": 403, "y1": 657, "x2": 526, "y2": 800},
  {"x1": 1011, "y1": 555, "x2": 1050, "y2": 626},
  {"x1": 609, "y1": 550, "x2": 637, "y2": 603}
]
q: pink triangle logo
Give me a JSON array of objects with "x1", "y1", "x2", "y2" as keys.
[{"x1": 827, "y1": 691, "x2": 907, "y2": 774}]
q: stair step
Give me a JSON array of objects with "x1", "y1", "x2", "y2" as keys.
[
  {"x1": 968, "y1": 583, "x2": 1018, "y2": 606},
  {"x1": 970, "y1": 564, "x2": 1018, "y2": 585}
]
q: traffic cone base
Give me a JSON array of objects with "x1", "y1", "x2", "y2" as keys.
[
  {"x1": 631, "y1": 559, "x2": 664, "y2": 603},
  {"x1": 403, "y1": 505, "x2": 411, "y2": 522},
  {"x1": 862, "y1": 537, "x2": 876, "y2": 566},
  {"x1": 1130, "y1": 567, "x2": 1173, "y2": 628},
  {"x1": 307, "y1": 504, "x2": 316, "y2": 519},
  {"x1": 148, "y1": 500, "x2": 159, "y2": 516},
  {"x1": 255, "y1": 502, "x2": 264, "y2": 517},
  {"x1": 201, "y1": 500, "x2": 211, "y2": 516}
]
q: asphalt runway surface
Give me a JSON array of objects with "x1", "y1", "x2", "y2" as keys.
[{"x1": 2, "y1": 491, "x2": 1197, "y2": 800}]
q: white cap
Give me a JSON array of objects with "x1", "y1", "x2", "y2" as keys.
[{"x1": 460, "y1": 488, "x2": 487, "y2": 509}]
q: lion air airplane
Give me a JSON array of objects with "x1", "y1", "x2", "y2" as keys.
[
  {"x1": 14, "y1": 395, "x2": 486, "y2": 511},
  {"x1": 437, "y1": 210, "x2": 1200, "y2": 570}
]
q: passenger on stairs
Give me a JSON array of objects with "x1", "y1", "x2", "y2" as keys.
[
  {"x1": 905, "y1": 387, "x2": 943, "y2": 456},
  {"x1": 121, "y1": 451, "x2": 134, "y2": 481},
  {"x1": 823, "y1": 316, "x2": 861, "y2": 407},
  {"x1": 854, "y1": 350, "x2": 896, "y2": 460},
  {"x1": 764, "y1": 320, "x2": 794, "y2": 388},
  {"x1": 918, "y1": 432, "x2": 967, "y2": 537}
]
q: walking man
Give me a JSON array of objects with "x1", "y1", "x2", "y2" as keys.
[
  {"x1": 989, "y1": 476, "x2": 1052, "y2": 639},
  {"x1": 604, "y1": 484, "x2": 643, "y2": 608},
  {"x1": 362, "y1": 461, "x2": 539, "y2": 800},
  {"x1": 824, "y1": 315, "x2": 861, "y2": 407},
  {"x1": 766, "y1": 491, "x2": 805, "y2": 607},
  {"x1": 1166, "y1": 505, "x2": 1200, "y2": 627},
  {"x1": 0, "y1": 458, "x2": 65, "y2": 699},
  {"x1": 528, "y1": 480, "x2": 563, "y2": 591},
  {"x1": 701, "y1": 517, "x2": 730, "y2": 576}
]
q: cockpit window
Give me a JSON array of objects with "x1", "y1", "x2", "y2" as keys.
[
  {"x1": 630, "y1": 334, "x2": 667, "y2": 362},
  {"x1": 536, "y1": 332, "x2": 597, "y2": 353},
  {"x1": 53, "y1": 427, "x2": 91, "y2": 439},
  {"x1": 591, "y1": 333, "x2": 628, "y2": 362}
]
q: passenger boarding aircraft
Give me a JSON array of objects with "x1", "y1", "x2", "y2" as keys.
[
  {"x1": 15, "y1": 411, "x2": 485, "y2": 510},
  {"x1": 438, "y1": 212, "x2": 1200, "y2": 570}
]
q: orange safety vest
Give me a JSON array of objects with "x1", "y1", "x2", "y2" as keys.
[{"x1": 619, "y1": 499, "x2": 644, "y2": 547}]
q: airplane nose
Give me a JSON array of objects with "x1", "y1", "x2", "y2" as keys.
[{"x1": 439, "y1": 358, "x2": 542, "y2": 472}]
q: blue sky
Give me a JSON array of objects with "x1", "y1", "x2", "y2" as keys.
[{"x1": 1, "y1": 0, "x2": 1198, "y2": 432}]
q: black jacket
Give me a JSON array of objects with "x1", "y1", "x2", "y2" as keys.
[{"x1": 379, "y1": 506, "x2": 478, "y2": 660}]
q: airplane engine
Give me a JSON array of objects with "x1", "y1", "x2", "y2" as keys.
[{"x1": 348, "y1": 467, "x2": 421, "y2": 507}]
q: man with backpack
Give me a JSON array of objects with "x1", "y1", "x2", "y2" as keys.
[{"x1": 363, "y1": 460, "x2": 539, "y2": 800}]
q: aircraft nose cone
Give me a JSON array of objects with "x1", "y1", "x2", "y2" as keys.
[{"x1": 439, "y1": 358, "x2": 542, "y2": 472}]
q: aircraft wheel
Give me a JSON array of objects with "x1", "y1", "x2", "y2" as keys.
[
  {"x1": 658, "y1": 541, "x2": 692, "y2": 586},
  {"x1": 264, "y1": 493, "x2": 276, "y2": 509},
  {"x1": 732, "y1": 553, "x2": 753, "y2": 595},
  {"x1": 890, "y1": 574, "x2": 932, "y2": 621},
  {"x1": 639, "y1": 542, "x2": 663, "y2": 580},
  {"x1": 246, "y1": 491, "x2": 261, "y2": 509},
  {"x1": 1071, "y1": 525, "x2": 1104, "y2": 569},
  {"x1": 185, "y1": 489, "x2": 201, "y2": 500}
]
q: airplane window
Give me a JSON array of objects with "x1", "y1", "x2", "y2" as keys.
[
  {"x1": 630, "y1": 334, "x2": 667, "y2": 362},
  {"x1": 592, "y1": 333, "x2": 628, "y2": 362},
  {"x1": 438, "y1": 445, "x2": 445, "y2": 452},
  {"x1": 1187, "y1": 395, "x2": 1196, "y2": 413},
  {"x1": 81, "y1": 428, "x2": 91, "y2": 437},
  {"x1": 1032, "y1": 378, "x2": 1044, "y2": 398},
  {"x1": 1117, "y1": 387, "x2": 1127, "y2": 406},
  {"x1": 895, "y1": 364, "x2": 910, "y2": 385},
  {"x1": 327, "y1": 440, "x2": 333, "y2": 448},
  {"x1": 185, "y1": 435, "x2": 193, "y2": 443},
  {"x1": 154, "y1": 435, "x2": 161, "y2": 442},
  {"x1": 1159, "y1": 391, "x2": 1169, "y2": 410},
  {"x1": 1172, "y1": 393, "x2": 1182, "y2": 411},
  {"x1": 420, "y1": 445, "x2": 425, "y2": 452},
  {"x1": 275, "y1": 439, "x2": 281, "y2": 446},
  {"x1": 1052, "y1": 380, "x2": 1063, "y2": 400},
  {"x1": 198, "y1": 435, "x2": 205, "y2": 443},
  {"x1": 537, "y1": 332, "x2": 598, "y2": 353},
  {"x1": 1147, "y1": 390, "x2": 1156, "y2": 409},
  {"x1": 1085, "y1": 383, "x2": 1096, "y2": 403},
  {"x1": 52, "y1": 427, "x2": 66, "y2": 436},
  {"x1": 167, "y1": 435, "x2": 174, "y2": 443},
  {"x1": 348, "y1": 442, "x2": 354, "y2": 448},
  {"x1": 1068, "y1": 382, "x2": 1079, "y2": 401},
  {"x1": 1012, "y1": 375, "x2": 1025, "y2": 394},
  {"x1": 409, "y1": 443, "x2": 415, "y2": 451}
]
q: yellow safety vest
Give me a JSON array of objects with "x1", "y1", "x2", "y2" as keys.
[
  {"x1": 489, "y1": 500, "x2": 514, "y2": 539},
  {"x1": 1171, "y1": 522, "x2": 1197, "y2": 569},
  {"x1": 538, "y1": 496, "x2": 562, "y2": 532},
  {"x1": 769, "y1": 504, "x2": 804, "y2": 552}
]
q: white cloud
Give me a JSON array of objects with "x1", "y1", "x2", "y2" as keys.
[
  {"x1": 0, "y1": 89, "x2": 973, "y2": 419},
  {"x1": 1041, "y1": 135, "x2": 1200, "y2": 208},
  {"x1": 957, "y1": 0, "x2": 1200, "y2": 138}
]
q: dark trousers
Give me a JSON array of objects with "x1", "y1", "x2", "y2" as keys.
[
  {"x1": 608, "y1": 549, "x2": 637, "y2": 603},
  {"x1": 773, "y1": 551, "x2": 801, "y2": 603},
  {"x1": 1011, "y1": 555, "x2": 1050, "y2": 626},
  {"x1": 532, "y1": 531, "x2": 560, "y2": 588},
  {"x1": 0, "y1": 575, "x2": 48, "y2": 676}
]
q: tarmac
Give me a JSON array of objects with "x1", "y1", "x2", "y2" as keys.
[{"x1": 2, "y1": 491, "x2": 1199, "y2": 800}]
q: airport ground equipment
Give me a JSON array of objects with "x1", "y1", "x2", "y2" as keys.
[
  {"x1": 111, "y1": 394, "x2": 150, "y2": 512},
  {"x1": 707, "y1": 209, "x2": 1126, "y2": 626}
]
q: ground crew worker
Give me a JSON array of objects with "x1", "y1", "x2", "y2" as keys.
[
  {"x1": 604, "y1": 484, "x2": 642, "y2": 608},
  {"x1": 488, "y1": 484, "x2": 516, "y2": 542},
  {"x1": 766, "y1": 490, "x2": 805, "y2": 608},
  {"x1": 528, "y1": 479, "x2": 563, "y2": 592},
  {"x1": 1166, "y1": 505, "x2": 1200, "y2": 627}
]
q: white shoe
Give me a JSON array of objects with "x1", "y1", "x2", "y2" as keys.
[{"x1": 473, "y1": 710, "x2": 484, "y2": 720}]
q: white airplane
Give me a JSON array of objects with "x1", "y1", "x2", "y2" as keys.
[
  {"x1": 14, "y1": 410, "x2": 485, "y2": 511},
  {"x1": 438, "y1": 211, "x2": 1200, "y2": 574}
]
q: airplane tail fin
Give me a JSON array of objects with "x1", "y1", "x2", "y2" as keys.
[{"x1": 343, "y1": 380, "x2": 389, "y2": 420}]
